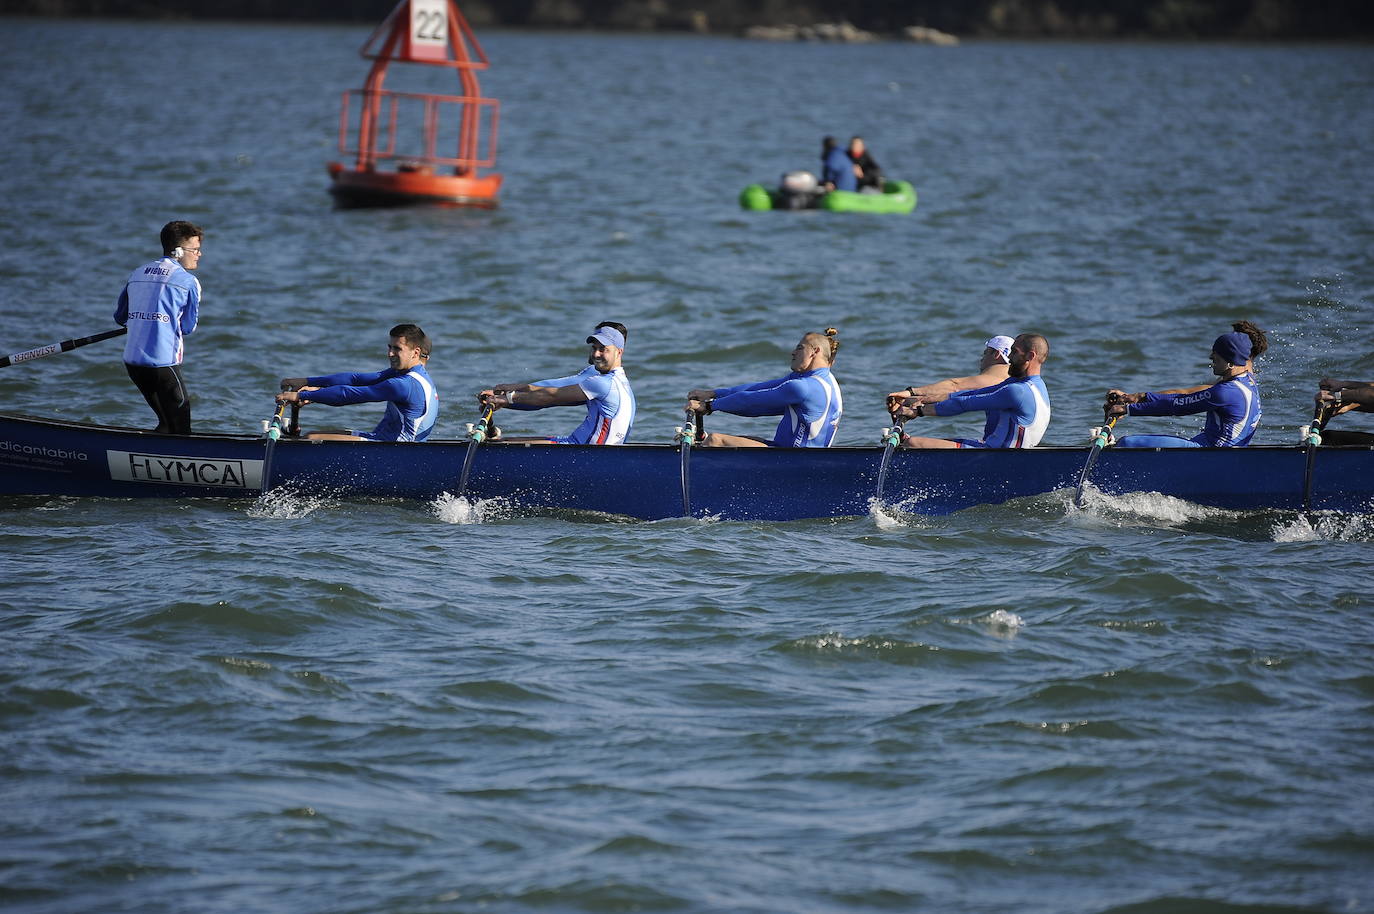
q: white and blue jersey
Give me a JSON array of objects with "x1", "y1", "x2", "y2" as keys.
[
  {"x1": 711, "y1": 366, "x2": 843, "y2": 447},
  {"x1": 553, "y1": 367, "x2": 635, "y2": 445},
  {"x1": 113, "y1": 256, "x2": 200, "y2": 367},
  {"x1": 1126, "y1": 372, "x2": 1261, "y2": 446},
  {"x1": 935, "y1": 374, "x2": 1050, "y2": 448},
  {"x1": 301, "y1": 364, "x2": 438, "y2": 442}
]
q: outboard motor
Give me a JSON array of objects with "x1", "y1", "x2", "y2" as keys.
[{"x1": 777, "y1": 170, "x2": 819, "y2": 210}]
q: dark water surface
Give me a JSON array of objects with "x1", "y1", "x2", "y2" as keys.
[{"x1": 2, "y1": 19, "x2": 1373, "y2": 914}]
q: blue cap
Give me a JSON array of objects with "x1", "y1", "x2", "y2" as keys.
[
  {"x1": 1212, "y1": 331, "x2": 1252, "y2": 365},
  {"x1": 588, "y1": 327, "x2": 625, "y2": 350}
]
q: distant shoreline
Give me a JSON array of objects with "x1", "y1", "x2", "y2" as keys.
[{"x1": 6, "y1": 0, "x2": 1374, "y2": 40}]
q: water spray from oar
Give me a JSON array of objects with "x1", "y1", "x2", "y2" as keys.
[
  {"x1": 1073, "y1": 414, "x2": 1120, "y2": 509},
  {"x1": 456, "y1": 403, "x2": 496, "y2": 499},
  {"x1": 1, "y1": 326, "x2": 127, "y2": 368}
]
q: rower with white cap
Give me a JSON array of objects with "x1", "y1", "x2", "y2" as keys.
[{"x1": 885, "y1": 334, "x2": 1015, "y2": 410}]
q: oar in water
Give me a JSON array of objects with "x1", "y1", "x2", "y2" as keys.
[
  {"x1": 1072, "y1": 415, "x2": 1120, "y2": 509},
  {"x1": 260, "y1": 400, "x2": 289, "y2": 494},
  {"x1": 874, "y1": 414, "x2": 905, "y2": 505},
  {"x1": 1300, "y1": 401, "x2": 1335, "y2": 520},
  {"x1": 677, "y1": 407, "x2": 701, "y2": 517},
  {"x1": 456, "y1": 404, "x2": 496, "y2": 499},
  {"x1": 0, "y1": 326, "x2": 127, "y2": 368}
]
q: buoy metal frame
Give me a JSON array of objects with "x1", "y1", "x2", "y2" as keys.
[{"x1": 328, "y1": 0, "x2": 502, "y2": 208}]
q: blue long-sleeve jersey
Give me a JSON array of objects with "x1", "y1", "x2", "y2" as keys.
[
  {"x1": 301, "y1": 364, "x2": 438, "y2": 442},
  {"x1": 1126, "y1": 372, "x2": 1261, "y2": 446},
  {"x1": 934, "y1": 374, "x2": 1051, "y2": 448},
  {"x1": 711, "y1": 366, "x2": 843, "y2": 447}
]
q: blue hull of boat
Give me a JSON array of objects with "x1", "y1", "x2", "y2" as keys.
[{"x1": 1, "y1": 414, "x2": 1370, "y2": 519}]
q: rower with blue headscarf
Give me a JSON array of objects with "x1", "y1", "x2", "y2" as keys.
[{"x1": 1104, "y1": 321, "x2": 1268, "y2": 447}]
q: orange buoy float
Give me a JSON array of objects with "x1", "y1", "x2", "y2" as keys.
[{"x1": 327, "y1": 0, "x2": 501, "y2": 208}]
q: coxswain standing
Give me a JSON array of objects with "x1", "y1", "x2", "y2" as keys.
[{"x1": 114, "y1": 220, "x2": 203, "y2": 434}]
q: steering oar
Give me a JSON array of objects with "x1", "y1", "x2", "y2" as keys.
[{"x1": 1, "y1": 326, "x2": 127, "y2": 369}]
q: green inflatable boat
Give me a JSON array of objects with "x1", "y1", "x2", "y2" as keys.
[{"x1": 739, "y1": 179, "x2": 917, "y2": 214}]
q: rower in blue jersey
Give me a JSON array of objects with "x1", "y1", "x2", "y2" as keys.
[
  {"x1": 276, "y1": 323, "x2": 438, "y2": 442},
  {"x1": 687, "y1": 328, "x2": 843, "y2": 447},
  {"x1": 478, "y1": 324, "x2": 635, "y2": 445},
  {"x1": 894, "y1": 333, "x2": 1051, "y2": 448},
  {"x1": 1104, "y1": 321, "x2": 1268, "y2": 447}
]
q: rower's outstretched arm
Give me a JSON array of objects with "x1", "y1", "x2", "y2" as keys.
[{"x1": 482, "y1": 385, "x2": 588, "y2": 410}]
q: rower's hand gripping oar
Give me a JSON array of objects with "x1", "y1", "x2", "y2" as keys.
[
  {"x1": 456, "y1": 402, "x2": 497, "y2": 499},
  {"x1": 1073, "y1": 395, "x2": 1124, "y2": 508},
  {"x1": 260, "y1": 399, "x2": 289, "y2": 494},
  {"x1": 0, "y1": 326, "x2": 127, "y2": 369}
]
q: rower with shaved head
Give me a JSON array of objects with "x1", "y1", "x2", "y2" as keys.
[{"x1": 892, "y1": 333, "x2": 1051, "y2": 449}]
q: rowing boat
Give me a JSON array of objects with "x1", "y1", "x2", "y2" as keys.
[{"x1": 2, "y1": 413, "x2": 1370, "y2": 519}]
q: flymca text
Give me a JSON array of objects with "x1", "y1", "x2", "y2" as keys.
[{"x1": 107, "y1": 450, "x2": 261, "y2": 488}]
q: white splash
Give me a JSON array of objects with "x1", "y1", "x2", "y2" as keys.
[
  {"x1": 432, "y1": 491, "x2": 508, "y2": 524},
  {"x1": 1272, "y1": 512, "x2": 1374, "y2": 543},
  {"x1": 1271, "y1": 517, "x2": 1320, "y2": 543},
  {"x1": 1071, "y1": 485, "x2": 1236, "y2": 526},
  {"x1": 247, "y1": 487, "x2": 333, "y2": 518},
  {"x1": 982, "y1": 609, "x2": 1025, "y2": 638},
  {"x1": 868, "y1": 495, "x2": 928, "y2": 528}
]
